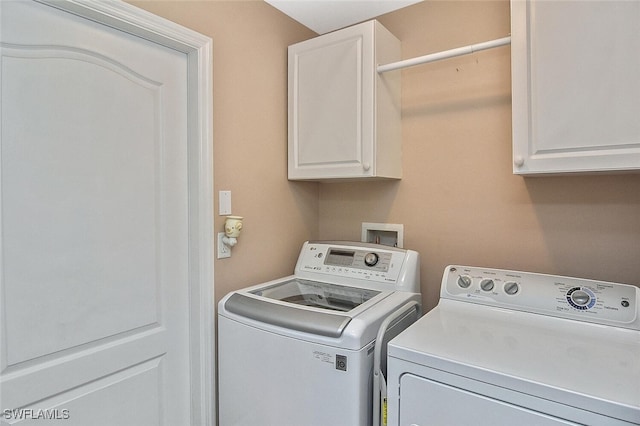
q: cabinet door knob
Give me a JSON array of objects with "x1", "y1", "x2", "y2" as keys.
[
  {"x1": 514, "y1": 156, "x2": 525, "y2": 167},
  {"x1": 363, "y1": 163, "x2": 371, "y2": 171}
]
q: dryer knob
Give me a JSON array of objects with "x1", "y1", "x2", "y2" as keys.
[
  {"x1": 457, "y1": 275, "x2": 472, "y2": 288},
  {"x1": 504, "y1": 281, "x2": 519, "y2": 295},
  {"x1": 480, "y1": 279, "x2": 495, "y2": 292},
  {"x1": 571, "y1": 290, "x2": 591, "y2": 306}
]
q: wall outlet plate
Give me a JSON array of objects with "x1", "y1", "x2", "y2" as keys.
[{"x1": 217, "y1": 232, "x2": 231, "y2": 259}]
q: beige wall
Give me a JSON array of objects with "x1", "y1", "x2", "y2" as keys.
[
  {"x1": 319, "y1": 0, "x2": 640, "y2": 310},
  {"x1": 128, "y1": 0, "x2": 319, "y2": 302},
  {"x1": 129, "y1": 0, "x2": 640, "y2": 312}
]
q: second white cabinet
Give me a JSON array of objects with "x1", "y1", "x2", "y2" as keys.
[
  {"x1": 288, "y1": 20, "x2": 401, "y2": 180},
  {"x1": 511, "y1": 0, "x2": 640, "y2": 175}
]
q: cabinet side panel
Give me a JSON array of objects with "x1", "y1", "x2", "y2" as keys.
[{"x1": 374, "y1": 21, "x2": 402, "y2": 179}]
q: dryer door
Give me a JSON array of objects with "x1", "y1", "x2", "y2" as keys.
[{"x1": 398, "y1": 374, "x2": 579, "y2": 426}]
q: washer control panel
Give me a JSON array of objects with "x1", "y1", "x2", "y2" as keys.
[
  {"x1": 442, "y1": 265, "x2": 639, "y2": 329},
  {"x1": 294, "y1": 241, "x2": 419, "y2": 291},
  {"x1": 323, "y1": 247, "x2": 392, "y2": 272}
]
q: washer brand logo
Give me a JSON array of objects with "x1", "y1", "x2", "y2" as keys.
[
  {"x1": 336, "y1": 354, "x2": 347, "y2": 371},
  {"x1": 313, "y1": 350, "x2": 333, "y2": 364}
]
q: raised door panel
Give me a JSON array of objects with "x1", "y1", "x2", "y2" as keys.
[
  {"x1": 511, "y1": 0, "x2": 640, "y2": 174},
  {"x1": 2, "y1": 46, "x2": 161, "y2": 365},
  {"x1": 289, "y1": 22, "x2": 374, "y2": 180}
]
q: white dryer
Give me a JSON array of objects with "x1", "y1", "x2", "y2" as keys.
[
  {"x1": 218, "y1": 241, "x2": 421, "y2": 426},
  {"x1": 387, "y1": 265, "x2": 640, "y2": 426}
]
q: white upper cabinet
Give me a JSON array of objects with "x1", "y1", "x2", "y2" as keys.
[
  {"x1": 288, "y1": 20, "x2": 401, "y2": 180},
  {"x1": 511, "y1": 0, "x2": 640, "y2": 175}
]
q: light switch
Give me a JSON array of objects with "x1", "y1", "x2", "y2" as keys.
[{"x1": 219, "y1": 190, "x2": 232, "y2": 215}]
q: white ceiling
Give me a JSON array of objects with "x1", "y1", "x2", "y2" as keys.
[{"x1": 265, "y1": 0, "x2": 423, "y2": 34}]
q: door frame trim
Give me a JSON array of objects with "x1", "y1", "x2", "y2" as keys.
[{"x1": 35, "y1": 1, "x2": 215, "y2": 424}]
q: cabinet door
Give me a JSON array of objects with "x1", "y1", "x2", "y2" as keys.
[
  {"x1": 511, "y1": 0, "x2": 640, "y2": 175},
  {"x1": 288, "y1": 23, "x2": 375, "y2": 180}
]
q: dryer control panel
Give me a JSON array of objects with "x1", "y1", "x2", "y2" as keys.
[
  {"x1": 295, "y1": 241, "x2": 420, "y2": 293},
  {"x1": 442, "y1": 265, "x2": 639, "y2": 330}
]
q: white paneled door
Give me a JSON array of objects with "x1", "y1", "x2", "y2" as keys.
[{"x1": 0, "y1": 1, "x2": 214, "y2": 425}]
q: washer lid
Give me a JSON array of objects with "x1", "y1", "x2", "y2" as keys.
[
  {"x1": 388, "y1": 299, "x2": 640, "y2": 424},
  {"x1": 224, "y1": 278, "x2": 381, "y2": 338},
  {"x1": 254, "y1": 278, "x2": 380, "y2": 312}
]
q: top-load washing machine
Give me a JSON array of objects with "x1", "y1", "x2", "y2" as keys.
[
  {"x1": 218, "y1": 241, "x2": 421, "y2": 426},
  {"x1": 387, "y1": 265, "x2": 640, "y2": 426}
]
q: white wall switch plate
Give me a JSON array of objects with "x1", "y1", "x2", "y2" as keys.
[
  {"x1": 217, "y1": 232, "x2": 231, "y2": 259},
  {"x1": 219, "y1": 190, "x2": 232, "y2": 215}
]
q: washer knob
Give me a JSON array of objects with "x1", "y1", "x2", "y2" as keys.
[
  {"x1": 480, "y1": 279, "x2": 495, "y2": 292},
  {"x1": 457, "y1": 275, "x2": 472, "y2": 288},
  {"x1": 504, "y1": 281, "x2": 519, "y2": 295},
  {"x1": 364, "y1": 252, "x2": 379, "y2": 267}
]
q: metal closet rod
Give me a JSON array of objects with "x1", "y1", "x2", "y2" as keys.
[{"x1": 377, "y1": 35, "x2": 511, "y2": 73}]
